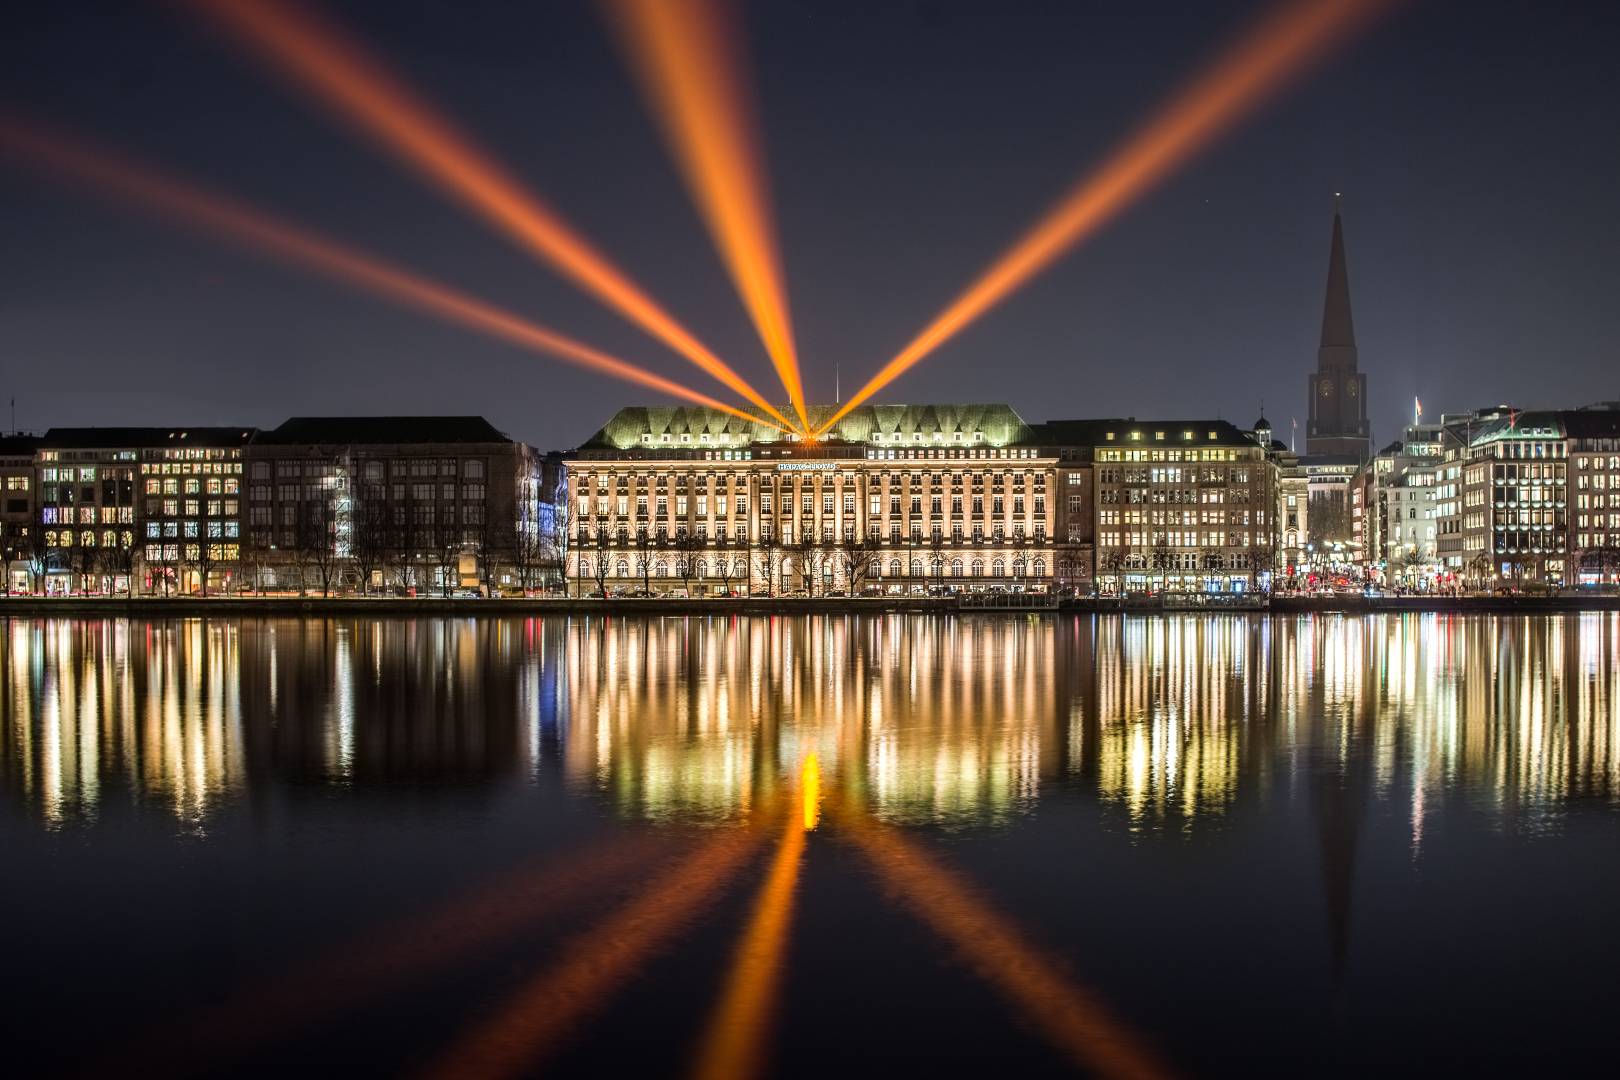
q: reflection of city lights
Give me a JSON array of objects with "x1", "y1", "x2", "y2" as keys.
[{"x1": 5, "y1": 615, "x2": 1616, "y2": 835}]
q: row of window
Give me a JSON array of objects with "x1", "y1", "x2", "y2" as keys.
[
  {"x1": 142, "y1": 544, "x2": 241, "y2": 562},
  {"x1": 144, "y1": 520, "x2": 241, "y2": 539},
  {"x1": 581, "y1": 555, "x2": 1052, "y2": 578},
  {"x1": 41, "y1": 507, "x2": 135, "y2": 524},
  {"x1": 1097, "y1": 531, "x2": 1260, "y2": 547}
]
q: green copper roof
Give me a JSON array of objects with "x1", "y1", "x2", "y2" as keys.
[{"x1": 580, "y1": 404, "x2": 1033, "y2": 449}]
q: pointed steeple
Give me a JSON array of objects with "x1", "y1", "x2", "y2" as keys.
[
  {"x1": 1320, "y1": 203, "x2": 1356, "y2": 351},
  {"x1": 1307, "y1": 199, "x2": 1371, "y2": 459}
]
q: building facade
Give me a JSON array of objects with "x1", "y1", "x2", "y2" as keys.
[
  {"x1": 569, "y1": 404, "x2": 1059, "y2": 595},
  {"x1": 568, "y1": 405, "x2": 1275, "y2": 596},
  {"x1": 244, "y1": 416, "x2": 556, "y2": 593}
]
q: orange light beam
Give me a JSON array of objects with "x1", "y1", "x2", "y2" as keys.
[
  {"x1": 177, "y1": 0, "x2": 799, "y2": 434},
  {"x1": 844, "y1": 813, "x2": 1183, "y2": 1080},
  {"x1": 415, "y1": 828, "x2": 766, "y2": 1080},
  {"x1": 605, "y1": 0, "x2": 809, "y2": 435},
  {"x1": 0, "y1": 114, "x2": 785, "y2": 433},
  {"x1": 817, "y1": 0, "x2": 1399, "y2": 436},
  {"x1": 689, "y1": 756, "x2": 816, "y2": 1080},
  {"x1": 74, "y1": 833, "x2": 670, "y2": 1080}
]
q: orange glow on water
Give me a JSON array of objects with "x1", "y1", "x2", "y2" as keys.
[
  {"x1": 690, "y1": 790, "x2": 811, "y2": 1080},
  {"x1": 178, "y1": 0, "x2": 796, "y2": 431},
  {"x1": 0, "y1": 114, "x2": 782, "y2": 431},
  {"x1": 818, "y1": 0, "x2": 1398, "y2": 436},
  {"x1": 606, "y1": 0, "x2": 809, "y2": 434},
  {"x1": 801, "y1": 752, "x2": 820, "y2": 831},
  {"x1": 846, "y1": 815, "x2": 1182, "y2": 1080},
  {"x1": 87, "y1": 834, "x2": 665, "y2": 1078},
  {"x1": 416, "y1": 830, "x2": 764, "y2": 1080}
]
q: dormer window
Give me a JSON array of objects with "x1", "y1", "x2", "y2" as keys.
[
  {"x1": 641, "y1": 434, "x2": 652, "y2": 444},
  {"x1": 701, "y1": 433, "x2": 710, "y2": 442}
]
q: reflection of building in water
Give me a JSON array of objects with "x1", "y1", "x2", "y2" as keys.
[
  {"x1": 3, "y1": 614, "x2": 1616, "y2": 834},
  {"x1": 564, "y1": 615, "x2": 1070, "y2": 826},
  {"x1": 2, "y1": 618, "x2": 246, "y2": 825},
  {"x1": 1, "y1": 617, "x2": 559, "y2": 825},
  {"x1": 235, "y1": 618, "x2": 549, "y2": 785},
  {"x1": 1079, "y1": 615, "x2": 1273, "y2": 827}
]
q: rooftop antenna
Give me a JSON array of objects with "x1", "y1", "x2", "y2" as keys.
[{"x1": 835, "y1": 363, "x2": 840, "y2": 405}]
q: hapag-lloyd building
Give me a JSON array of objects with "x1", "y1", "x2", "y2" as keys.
[{"x1": 569, "y1": 403, "x2": 1279, "y2": 594}]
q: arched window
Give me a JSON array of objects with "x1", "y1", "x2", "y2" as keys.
[
  {"x1": 655, "y1": 560, "x2": 668, "y2": 577},
  {"x1": 616, "y1": 559, "x2": 629, "y2": 577},
  {"x1": 910, "y1": 558, "x2": 923, "y2": 577},
  {"x1": 1032, "y1": 558, "x2": 1045, "y2": 578},
  {"x1": 578, "y1": 556, "x2": 591, "y2": 577},
  {"x1": 1012, "y1": 558, "x2": 1026, "y2": 577},
  {"x1": 1058, "y1": 558, "x2": 1075, "y2": 577},
  {"x1": 869, "y1": 559, "x2": 881, "y2": 578},
  {"x1": 695, "y1": 559, "x2": 707, "y2": 578},
  {"x1": 992, "y1": 558, "x2": 1005, "y2": 576},
  {"x1": 971, "y1": 558, "x2": 985, "y2": 576},
  {"x1": 950, "y1": 558, "x2": 964, "y2": 577},
  {"x1": 889, "y1": 559, "x2": 903, "y2": 578}
]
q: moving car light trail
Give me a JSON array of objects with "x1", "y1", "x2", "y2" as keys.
[
  {"x1": 818, "y1": 0, "x2": 1399, "y2": 436},
  {"x1": 606, "y1": 0, "x2": 810, "y2": 434},
  {"x1": 178, "y1": 0, "x2": 798, "y2": 432},
  {"x1": 0, "y1": 114, "x2": 784, "y2": 432}
]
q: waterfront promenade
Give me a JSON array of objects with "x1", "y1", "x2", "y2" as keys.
[{"x1": 2, "y1": 593, "x2": 1617, "y2": 616}]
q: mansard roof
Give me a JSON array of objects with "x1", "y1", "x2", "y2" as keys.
[
  {"x1": 579, "y1": 403, "x2": 1032, "y2": 449},
  {"x1": 257, "y1": 416, "x2": 510, "y2": 446}
]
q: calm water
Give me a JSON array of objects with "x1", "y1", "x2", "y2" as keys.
[{"x1": 3, "y1": 613, "x2": 1619, "y2": 1079}]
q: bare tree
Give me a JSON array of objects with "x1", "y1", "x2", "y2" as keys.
[
  {"x1": 583, "y1": 524, "x2": 610, "y2": 597},
  {"x1": 754, "y1": 529, "x2": 784, "y2": 597},
  {"x1": 714, "y1": 543, "x2": 737, "y2": 596},
  {"x1": 672, "y1": 529, "x2": 703, "y2": 594},
  {"x1": 100, "y1": 530, "x2": 137, "y2": 595},
  {"x1": 1150, "y1": 536, "x2": 1176, "y2": 591},
  {"x1": 632, "y1": 529, "x2": 654, "y2": 593},
  {"x1": 839, "y1": 529, "x2": 881, "y2": 594},
  {"x1": 297, "y1": 503, "x2": 342, "y2": 596},
  {"x1": 1099, "y1": 545, "x2": 1128, "y2": 592},
  {"x1": 431, "y1": 518, "x2": 462, "y2": 597},
  {"x1": 351, "y1": 489, "x2": 389, "y2": 595},
  {"x1": 1580, "y1": 543, "x2": 1620, "y2": 593},
  {"x1": 193, "y1": 535, "x2": 220, "y2": 598},
  {"x1": 787, "y1": 523, "x2": 819, "y2": 595}
]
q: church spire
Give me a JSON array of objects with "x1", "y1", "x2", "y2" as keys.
[{"x1": 1320, "y1": 201, "x2": 1356, "y2": 352}]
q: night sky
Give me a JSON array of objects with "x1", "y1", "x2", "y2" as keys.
[{"x1": 2, "y1": 0, "x2": 1617, "y2": 452}]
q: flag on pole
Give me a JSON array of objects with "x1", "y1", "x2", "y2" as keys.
[{"x1": 1415, "y1": 397, "x2": 1422, "y2": 423}]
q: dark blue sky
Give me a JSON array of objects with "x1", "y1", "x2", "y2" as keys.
[{"x1": 2, "y1": 0, "x2": 1617, "y2": 451}]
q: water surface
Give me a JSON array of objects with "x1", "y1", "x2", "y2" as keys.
[{"x1": 3, "y1": 613, "x2": 1618, "y2": 1079}]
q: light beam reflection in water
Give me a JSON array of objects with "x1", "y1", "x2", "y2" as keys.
[{"x1": 2, "y1": 613, "x2": 1619, "y2": 1080}]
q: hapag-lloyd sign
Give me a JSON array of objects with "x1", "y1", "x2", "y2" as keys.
[{"x1": 775, "y1": 462, "x2": 837, "y2": 471}]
